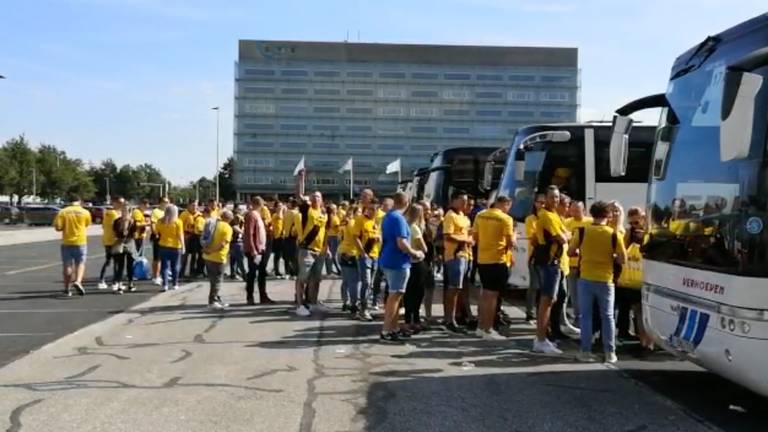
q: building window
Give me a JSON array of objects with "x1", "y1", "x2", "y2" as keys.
[
  {"x1": 541, "y1": 75, "x2": 572, "y2": 83},
  {"x1": 313, "y1": 106, "x2": 341, "y2": 114},
  {"x1": 443, "y1": 108, "x2": 470, "y2": 116},
  {"x1": 346, "y1": 143, "x2": 372, "y2": 150},
  {"x1": 245, "y1": 158, "x2": 274, "y2": 167},
  {"x1": 377, "y1": 125, "x2": 405, "y2": 134},
  {"x1": 347, "y1": 89, "x2": 374, "y2": 97},
  {"x1": 346, "y1": 125, "x2": 373, "y2": 132},
  {"x1": 346, "y1": 107, "x2": 373, "y2": 115},
  {"x1": 309, "y1": 178, "x2": 339, "y2": 186},
  {"x1": 379, "y1": 71, "x2": 406, "y2": 79},
  {"x1": 310, "y1": 160, "x2": 338, "y2": 168},
  {"x1": 242, "y1": 141, "x2": 274, "y2": 148},
  {"x1": 243, "y1": 87, "x2": 275, "y2": 95},
  {"x1": 476, "y1": 125, "x2": 504, "y2": 136},
  {"x1": 476, "y1": 91, "x2": 503, "y2": 99},
  {"x1": 381, "y1": 88, "x2": 406, "y2": 98},
  {"x1": 411, "y1": 126, "x2": 437, "y2": 134},
  {"x1": 244, "y1": 123, "x2": 274, "y2": 131},
  {"x1": 411, "y1": 90, "x2": 439, "y2": 98},
  {"x1": 278, "y1": 160, "x2": 296, "y2": 166},
  {"x1": 412, "y1": 107, "x2": 438, "y2": 117},
  {"x1": 411, "y1": 144, "x2": 437, "y2": 151},
  {"x1": 281, "y1": 88, "x2": 309, "y2": 95},
  {"x1": 444, "y1": 72, "x2": 471, "y2": 80},
  {"x1": 243, "y1": 176, "x2": 272, "y2": 185},
  {"x1": 380, "y1": 144, "x2": 405, "y2": 151},
  {"x1": 477, "y1": 73, "x2": 503, "y2": 81},
  {"x1": 380, "y1": 107, "x2": 405, "y2": 116},
  {"x1": 347, "y1": 71, "x2": 373, "y2": 78},
  {"x1": 244, "y1": 69, "x2": 275, "y2": 76},
  {"x1": 443, "y1": 90, "x2": 470, "y2": 99},
  {"x1": 476, "y1": 109, "x2": 502, "y2": 117},
  {"x1": 314, "y1": 88, "x2": 341, "y2": 96},
  {"x1": 242, "y1": 104, "x2": 276, "y2": 114},
  {"x1": 508, "y1": 91, "x2": 534, "y2": 101},
  {"x1": 444, "y1": 127, "x2": 470, "y2": 134},
  {"x1": 540, "y1": 111, "x2": 572, "y2": 119},
  {"x1": 280, "y1": 142, "x2": 307, "y2": 149},
  {"x1": 281, "y1": 69, "x2": 309, "y2": 77},
  {"x1": 540, "y1": 91, "x2": 570, "y2": 102},
  {"x1": 508, "y1": 75, "x2": 536, "y2": 82},
  {"x1": 313, "y1": 142, "x2": 340, "y2": 149},
  {"x1": 345, "y1": 178, "x2": 372, "y2": 186},
  {"x1": 411, "y1": 72, "x2": 439, "y2": 79},
  {"x1": 508, "y1": 110, "x2": 535, "y2": 118},
  {"x1": 279, "y1": 105, "x2": 309, "y2": 114},
  {"x1": 280, "y1": 124, "x2": 307, "y2": 131},
  {"x1": 313, "y1": 125, "x2": 340, "y2": 132},
  {"x1": 313, "y1": 70, "x2": 340, "y2": 78}
]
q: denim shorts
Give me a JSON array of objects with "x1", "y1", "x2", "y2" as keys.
[
  {"x1": 298, "y1": 248, "x2": 324, "y2": 283},
  {"x1": 444, "y1": 257, "x2": 468, "y2": 289},
  {"x1": 536, "y1": 264, "x2": 562, "y2": 298},
  {"x1": 61, "y1": 245, "x2": 87, "y2": 266},
  {"x1": 382, "y1": 267, "x2": 410, "y2": 294}
]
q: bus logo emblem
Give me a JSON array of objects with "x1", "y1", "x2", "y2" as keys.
[
  {"x1": 669, "y1": 306, "x2": 710, "y2": 353},
  {"x1": 746, "y1": 217, "x2": 763, "y2": 235}
]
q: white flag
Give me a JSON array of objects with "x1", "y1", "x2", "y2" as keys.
[
  {"x1": 293, "y1": 156, "x2": 305, "y2": 176},
  {"x1": 338, "y1": 157, "x2": 353, "y2": 174},
  {"x1": 385, "y1": 158, "x2": 401, "y2": 174}
]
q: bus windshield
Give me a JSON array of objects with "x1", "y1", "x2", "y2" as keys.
[{"x1": 645, "y1": 61, "x2": 768, "y2": 276}]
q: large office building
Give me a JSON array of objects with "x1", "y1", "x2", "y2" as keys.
[{"x1": 234, "y1": 40, "x2": 579, "y2": 198}]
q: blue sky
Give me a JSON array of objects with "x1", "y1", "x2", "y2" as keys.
[{"x1": 1, "y1": 0, "x2": 765, "y2": 184}]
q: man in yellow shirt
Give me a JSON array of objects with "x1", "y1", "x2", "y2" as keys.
[
  {"x1": 531, "y1": 185, "x2": 569, "y2": 354},
  {"x1": 370, "y1": 197, "x2": 392, "y2": 308},
  {"x1": 282, "y1": 198, "x2": 300, "y2": 279},
  {"x1": 570, "y1": 201, "x2": 626, "y2": 363},
  {"x1": 203, "y1": 209, "x2": 234, "y2": 310},
  {"x1": 150, "y1": 197, "x2": 169, "y2": 285},
  {"x1": 564, "y1": 201, "x2": 592, "y2": 333},
  {"x1": 352, "y1": 200, "x2": 381, "y2": 321},
  {"x1": 54, "y1": 195, "x2": 92, "y2": 296},
  {"x1": 98, "y1": 197, "x2": 122, "y2": 289},
  {"x1": 179, "y1": 200, "x2": 203, "y2": 279},
  {"x1": 338, "y1": 209, "x2": 359, "y2": 315},
  {"x1": 271, "y1": 201, "x2": 286, "y2": 278},
  {"x1": 325, "y1": 203, "x2": 342, "y2": 276},
  {"x1": 442, "y1": 191, "x2": 474, "y2": 333},
  {"x1": 257, "y1": 197, "x2": 273, "y2": 297},
  {"x1": 524, "y1": 193, "x2": 545, "y2": 322},
  {"x1": 294, "y1": 170, "x2": 328, "y2": 317},
  {"x1": 133, "y1": 198, "x2": 151, "y2": 253},
  {"x1": 472, "y1": 195, "x2": 515, "y2": 340}
]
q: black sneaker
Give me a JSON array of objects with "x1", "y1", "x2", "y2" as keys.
[
  {"x1": 73, "y1": 282, "x2": 85, "y2": 296},
  {"x1": 397, "y1": 329, "x2": 412, "y2": 339},
  {"x1": 380, "y1": 332, "x2": 402, "y2": 343},
  {"x1": 341, "y1": 303, "x2": 349, "y2": 312},
  {"x1": 445, "y1": 323, "x2": 467, "y2": 334},
  {"x1": 63, "y1": 289, "x2": 72, "y2": 297},
  {"x1": 127, "y1": 283, "x2": 136, "y2": 293},
  {"x1": 465, "y1": 319, "x2": 479, "y2": 331}
]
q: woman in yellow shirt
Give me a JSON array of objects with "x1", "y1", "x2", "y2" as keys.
[
  {"x1": 325, "y1": 204, "x2": 342, "y2": 276},
  {"x1": 338, "y1": 207, "x2": 360, "y2": 315},
  {"x1": 154, "y1": 205, "x2": 185, "y2": 291}
]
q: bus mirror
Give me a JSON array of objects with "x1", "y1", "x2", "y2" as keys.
[
  {"x1": 514, "y1": 160, "x2": 525, "y2": 182},
  {"x1": 721, "y1": 70, "x2": 763, "y2": 161},
  {"x1": 610, "y1": 115, "x2": 633, "y2": 177},
  {"x1": 481, "y1": 159, "x2": 493, "y2": 192}
]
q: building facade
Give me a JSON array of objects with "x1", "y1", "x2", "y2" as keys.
[{"x1": 234, "y1": 40, "x2": 579, "y2": 199}]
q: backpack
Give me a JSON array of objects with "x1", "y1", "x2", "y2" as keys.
[{"x1": 200, "y1": 218, "x2": 219, "y2": 249}]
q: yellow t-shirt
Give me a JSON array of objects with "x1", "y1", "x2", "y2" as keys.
[
  {"x1": 54, "y1": 205, "x2": 92, "y2": 246},
  {"x1": 102, "y1": 209, "x2": 119, "y2": 246},
  {"x1": 272, "y1": 212, "x2": 284, "y2": 239},
  {"x1": 535, "y1": 208, "x2": 567, "y2": 265},
  {"x1": 443, "y1": 209, "x2": 471, "y2": 261},
  {"x1": 156, "y1": 219, "x2": 184, "y2": 249},
  {"x1": 524, "y1": 214, "x2": 537, "y2": 258},
  {"x1": 283, "y1": 209, "x2": 296, "y2": 238},
  {"x1": 202, "y1": 221, "x2": 233, "y2": 264},
  {"x1": 473, "y1": 208, "x2": 515, "y2": 265},
  {"x1": 352, "y1": 215, "x2": 381, "y2": 258},
  {"x1": 193, "y1": 214, "x2": 206, "y2": 236},
  {"x1": 179, "y1": 210, "x2": 200, "y2": 234},
  {"x1": 260, "y1": 206, "x2": 272, "y2": 232},
  {"x1": 132, "y1": 208, "x2": 148, "y2": 239},
  {"x1": 327, "y1": 214, "x2": 341, "y2": 237},
  {"x1": 338, "y1": 218, "x2": 359, "y2": 257},
  {"x1": 572, "y1": 224, "x2": 626, "y2": 283},
  {"x1": 376, "y1": 208, "x2": 385, "y2": 226},
  {"x1": 566, "y1": 217, "x2": 594, "y2": 268},
  {"x1": 297, "y1": 205, "x2": 327, "y2": 253}
]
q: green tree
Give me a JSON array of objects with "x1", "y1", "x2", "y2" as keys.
[
  {"x1": 217, "y1": 156, "x2": 236, "y2": 202},
  {"x1": 87, "y1": 159, "x2": 119, "y2": 203},
  {"x1": 2, "y1": 135, "x2": 36, "y2": 204}
]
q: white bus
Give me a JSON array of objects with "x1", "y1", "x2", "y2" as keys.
[
  {"x1": 494, "y1": 123, "x2": 656, "y2": 288},
  {"x1": 609, "y1": 14, "x2": 768, "y2": 396}
]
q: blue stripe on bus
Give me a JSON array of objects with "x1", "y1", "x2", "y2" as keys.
[
  {"x1": 673, "y1": 307, "x2": 689, "y2": 338},
  {"x1": 692, "y1": 312, "x2": 710, "y2": 348},
  {"x1": 682, "y1": 309, "x2": 699, "y2": 342}
]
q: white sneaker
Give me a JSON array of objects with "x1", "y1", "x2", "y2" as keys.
[
  {"x1": 313, "y1": 303, "x2": 332, "y2": 313},
  {"x1": 359, "y1": 310, "x2": 374, "y2": 322},
  {"x1": 575, "y1": 351, "x2": 596, "y2": 363},
  {"x1": 111, "y1": 283, "x2": 120, "y2": 292},
  {"x1": 171, "y1": 285, "x2": 180, "y2": 291},
  {"x1": 482, "y1": 329, "x2": 506, "y2": 341},
  {"x1": 296, "y1": 305, "x2": 311, "y2": 317},
  {"x1": 562, "y1": 323, "x2": 581, "y2": 337},
  {"x1": 474, "y1": 328, "x2": 485, "y2": 338},
  {"x1": 152, "y1": 277, "x2": 162, "y2": 286},
  {"x1": 604, "y1": 351, "x2": 618, "y2": 364},
  {"x1": 161, "y1": 285, "x2": 169, "y2": 292},
  {"x1": 208, "y1": 302, "x2": 225, "y2": 310},
  {"x1": 97, "y1": 281, "x2": 108, "y2": 290},
  {"x1": 532, "y1": 339, "x2": 563, "y2": 355}
]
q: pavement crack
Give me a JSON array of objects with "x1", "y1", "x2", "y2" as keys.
[
  {"x1": 63, "y1": 365, "x2": 101, "y2": 380},
  {"x1": 246, "y1": 365, "x2": 297, "y2": 381},
  {"x1": 163, "y1": 376, "x2": 182, "y2": 387},
  {"x1": 170, "y1": 349, "x2": 193, "y2": 364},
  {"x1": 6, "y1": 398, "x2": 43, "y2": 432},
  {"x1": 0, "y1": 379, "x2": 282, "y2": 394},
  {"x1": 54, "y1": 347, "x2": 130, "y2": 361}
]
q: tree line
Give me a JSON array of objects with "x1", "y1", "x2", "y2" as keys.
[{"x1": 0, "y1": 135, "x2": 236, "y2": 206}]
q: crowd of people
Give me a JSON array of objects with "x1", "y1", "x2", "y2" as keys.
[{"x1": 52, "y1": 174, "x2": 651, "y2": 360}]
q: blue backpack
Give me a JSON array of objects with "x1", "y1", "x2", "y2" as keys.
[
  {"x1": 132, "y1": 256, "x2": 150, "y2": 280},
  {"x1": 200, "y1": 218, "x2": 219, "y2": 249}
]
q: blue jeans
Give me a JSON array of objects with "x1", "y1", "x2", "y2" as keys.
[
  {"x1": 159, "y1": 247, "x2": 181, "y2": 287},
  {"x1": 325, "y1": 236, "x2": 341, "y2": 275},
  {"x1": 358, "y1": 256, "x2": 376, "y2": 309},
  {"x1": 577, "y1": 279, "x2": 616, "y2": 353},
  {"x1": 382, "y1": 267, "x2": 410, "y2": 294},
  {"x1": 340, "y1": 263, "x2": 360, "y2": 306},
  {"x1": 535, "y1": 264, "x2": 562, "y2": 299}
]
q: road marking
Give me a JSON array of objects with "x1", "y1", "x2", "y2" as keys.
[
  {"x1": 3, "y1": 254, "x2": 105, "y2": 275},
  {"x1": 0, "y1": 333, "x2": 55, "y2": 336},
  {"x1": 0, "y1": 309, "x2": 120, "y2": 313}
]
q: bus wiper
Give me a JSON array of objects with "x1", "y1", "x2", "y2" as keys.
[{"x1": 672, "y1": 35, "x2": 722, "y2": 80}]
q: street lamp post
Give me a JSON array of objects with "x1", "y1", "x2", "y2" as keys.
[{"x1": 211, "y1": 106, "x2": 220, "y2": 203}]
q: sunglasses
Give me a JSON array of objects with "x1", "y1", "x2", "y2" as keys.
[{"x1": 629, "y1": 220, "x2": 642, "y2": 226}]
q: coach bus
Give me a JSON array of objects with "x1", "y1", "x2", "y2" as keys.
[
  {"x1": 609, "y1": 14, "x2": 768, "y2": 396},
  {"x1": 422, "y1": 146, "x2": 504, "y2": 209},
  {"x1": 495, "y1": 123, "x2": 657, "y2": 288}
]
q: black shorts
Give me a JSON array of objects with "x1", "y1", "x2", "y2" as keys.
[
  {"x1": 152, "y1": 237, "x2": 160, "y2": 260},
  {"x1": 478, "y1": 263, "x2": 509, "y2": 292},
  {"x1": 617, "y1": 286, "x2": 641, "y2": 304}
]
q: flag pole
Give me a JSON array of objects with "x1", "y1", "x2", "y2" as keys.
[{"x1": 349, "y1": 157, "x2": 354, "y2": 200}]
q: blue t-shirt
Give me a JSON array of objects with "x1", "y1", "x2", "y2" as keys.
[{"x1": 379, "y1": 210, "x2": 411, "y2": 270}]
